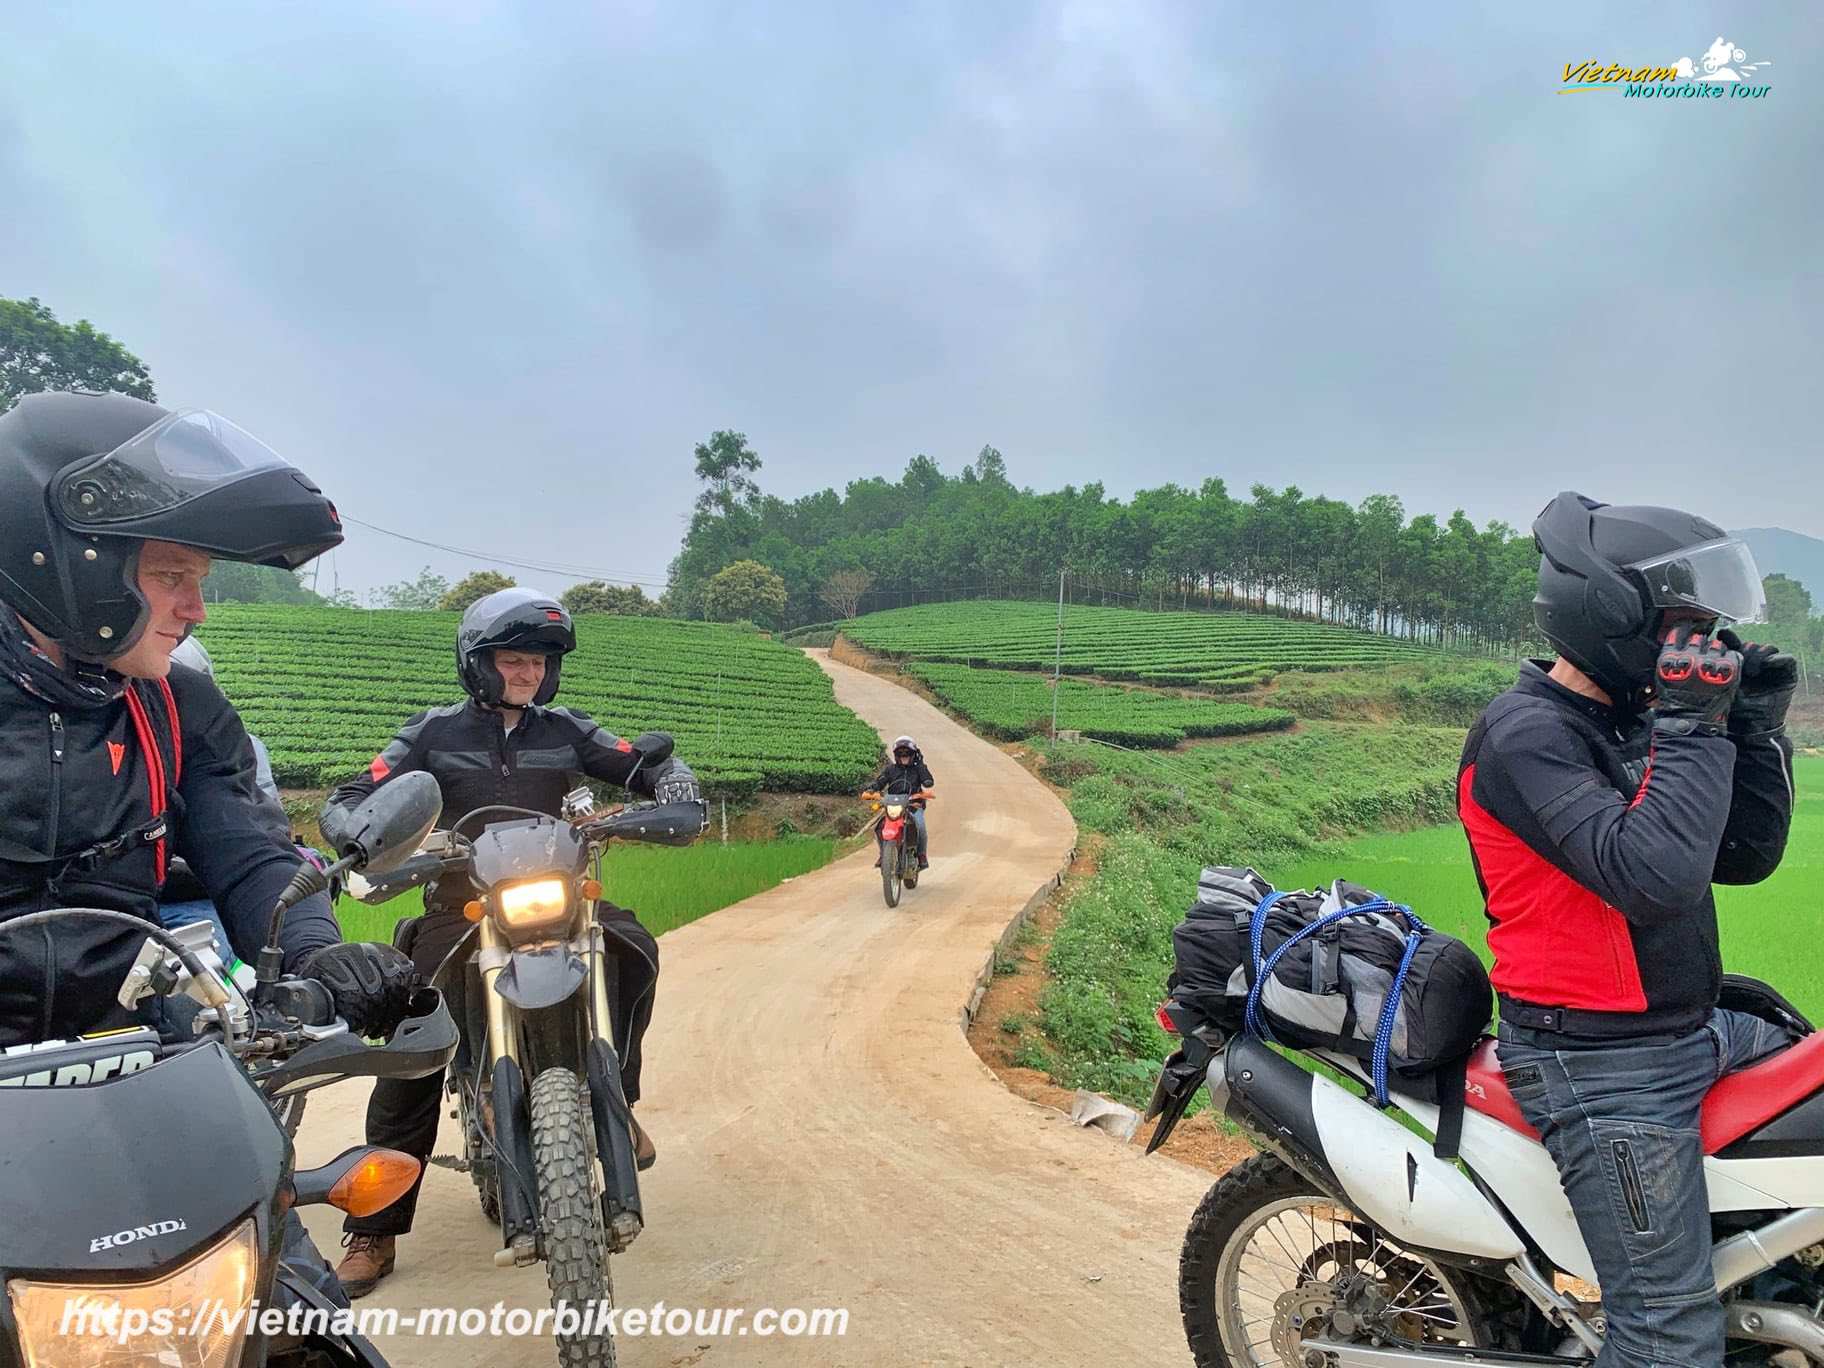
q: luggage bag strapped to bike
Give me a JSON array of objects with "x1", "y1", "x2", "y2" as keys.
[{"x1": 1167, "y1": 865, "x2": 1493, "y2": 1157}]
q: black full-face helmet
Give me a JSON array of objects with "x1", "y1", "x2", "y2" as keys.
[
  {"x1": 457, "y1": 587, "x2": 576, "y2": 707},
  {"x1": 0, "y1": 391, "x2": 343, "y2": 661},
  {"x1": 1531, "y1": 491, "x2": 1766, "y2": 709}
]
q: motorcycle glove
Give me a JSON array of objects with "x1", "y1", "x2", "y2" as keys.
[
  {"x1": 300, "y1": 942, "x2": 421, "y2": 1037},
  {"x1": 1718, "y1": 627, "x2": 1799, "y2": 738},
  {"x1": 1652, "y1": 626, "x2": 1742, "y2": 738}
]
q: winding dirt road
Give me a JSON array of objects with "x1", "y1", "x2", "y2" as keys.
[{"x1": 299, "y1": 651, "x2": 1214, "y2": 1365}]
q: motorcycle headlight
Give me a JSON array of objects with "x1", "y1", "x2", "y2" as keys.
[
  {"x1": 494, "y1": 877, "x2": 572, "y2": 937},
  {"x1": 885, "y1": 804, "x2": 904, "y2": 819},
  {"x1": 7, "y1": 1219, "x2": 257, "y2": 1368}
]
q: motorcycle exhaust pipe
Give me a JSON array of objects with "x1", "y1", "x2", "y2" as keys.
[
  {"x1": 1222, "y1": 1035, "x2": 1347, "y2": 1196},
  {"x1": 585, "y1": 1039, "x2": 645, "y2": 1253},
  {"x1": 490, "y1": 1056, "x2": 541, "y2": 1259}
]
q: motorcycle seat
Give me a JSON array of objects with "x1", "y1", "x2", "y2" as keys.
[{"x1": 1464, "y1": 1029, "x2": 1824, "y2": 1155}]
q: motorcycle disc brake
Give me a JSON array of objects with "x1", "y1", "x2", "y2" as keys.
[{"x1": 1271, "y1": 1282, "x2": 1342, "y2": 1368}]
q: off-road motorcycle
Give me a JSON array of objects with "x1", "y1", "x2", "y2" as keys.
[
  {"x1": 352, "y1": 732, "x2": 704, "y2": 1368},
  {"x1": 861, "y1": 784, "x2": 931, "y2": 908},
  {"x1": 0, "y1": 771, "x2": 458, "y2": 1368},
  {"x1": 1145, "y1": 984, "x2": 1824, "y2": 1368}
]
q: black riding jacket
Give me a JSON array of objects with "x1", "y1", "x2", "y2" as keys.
[
  {"x1": 323, "y1": 699, "x2": 696, "y2": 915},
  {"x1": 1459, "y1": 661, "x2": 1794, "y2": 1040},
  {"x1": 0, "y1": 663, "x2": 339, "y2": 1047},
  {"x1": 872, "y1": 760, "x2": 934, "y2": 795}
]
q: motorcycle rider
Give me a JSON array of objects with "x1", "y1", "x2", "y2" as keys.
[
  {"x1": 871, "y1": 735, "x2": 933, "y2": 870},
  {"x1": 160, "y1": 633, "x2": 291, "y2": 952},
  {"x1": 1460, "y1": 492, "x2": 1798, "y2": 1368},
  {"x1": 325, "y1": 587, "x2": 704, "y2": 1298},
  {"x1": 0, "y1": 391, "x2": 423, "y2": 1306}
]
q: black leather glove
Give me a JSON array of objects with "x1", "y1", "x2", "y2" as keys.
[
  {"x1": 1652, "y1": 626, "x2": 1742, "y2": 737},
  {"x1": 300, "y1": 942, "x2": 421, "y2": 1037},
  {"x1": 1718, "y1": 628, "x2": 1799, "y2": 738}
]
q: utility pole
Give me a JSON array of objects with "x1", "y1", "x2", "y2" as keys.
[{"x1": 1051, "y1": 567, "x2": 1065, "y2": 739}]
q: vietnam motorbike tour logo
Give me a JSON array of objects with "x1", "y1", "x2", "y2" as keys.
[{"x1": 1561, "y1": 36, "x2": 1773, "y2": 99}]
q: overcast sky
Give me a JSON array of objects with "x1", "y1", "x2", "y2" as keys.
[{"x1": 3, "y1": 3, "x2": 1818, "y2": 597}]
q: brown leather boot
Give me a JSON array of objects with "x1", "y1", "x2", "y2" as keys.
[
  {"x1": 335, "y1": 1233, "x2": 396, "y2": 1299},
  {"x1": 630, "y1": 1114, "x2": 656, "y2": 1172}
]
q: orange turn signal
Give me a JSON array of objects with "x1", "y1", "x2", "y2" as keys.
[
  {"x1": 328, "y1": 1149, "x2": 422, "y2": 1217},
  {"x1": 463, "y1": 899, "x2": 485, "y2": 922},
  {"x1": 581, "y1": 879, "x2": 602, "y2": 900}
]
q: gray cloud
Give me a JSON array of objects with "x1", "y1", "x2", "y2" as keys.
[{"x1": 1, "y1": 0, "x2": 1817, "y2": 597}]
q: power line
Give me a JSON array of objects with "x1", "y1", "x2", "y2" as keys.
[{"x1": 338, "y1": 515, "x2": 672, "y2": 589}]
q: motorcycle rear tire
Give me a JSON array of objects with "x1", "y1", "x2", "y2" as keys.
[
  {"x1": 1179, "y1": 1152, "x2": 1495, "y2": 1368},
  {"x1": 530, "y1": 1066, "x2": 617, "y2": 1367}
]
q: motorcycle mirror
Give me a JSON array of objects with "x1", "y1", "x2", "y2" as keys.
[
  {"x1": 631, "y1": 731, "x2": 675, "y2": 766},
  {"x1": 334, "y1": 772, "x2": 443, "y2": 876}
]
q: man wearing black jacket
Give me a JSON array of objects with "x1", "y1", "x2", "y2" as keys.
[
  {"x1": 325, "y1": 587, "x2": 705, "y2": 1297},
  {"x1": 0, "y1": 391, "x2": 421, "y2": 1306},
  {"x1": 871, "y1": 734, "x2": 934, "y2": 869},
  {"x1": 1461, "y1": 492, "x2": 1798, "y2": 1368}
]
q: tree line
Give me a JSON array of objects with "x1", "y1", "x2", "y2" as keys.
[{"x1": 667, "y1": 432, "x2": 1553, "y2": 649}]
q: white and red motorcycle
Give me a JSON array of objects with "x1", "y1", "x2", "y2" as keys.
[{"x1": 1146, "y1": 989, "x2": 1824, "y2": 1368}]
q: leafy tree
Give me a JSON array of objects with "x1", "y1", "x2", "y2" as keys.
[
  {"x1": 202, "y1": 561, "x2": 320, "y2": 605},
  {"x1": 439, "y1": 570, "x2": 517, "y2": 613},
  {"x1": 562, "y1": 580, "x2": 654, "y2": 616},
  {"x1": 692, "y1": 430, "x2": 763, "y2": 515},
  {"x1": 702, "y1": 560, "x2": 787, "y2": 627},
  {"x1": 818, "y1": 568, "x2": 874, "y2": 620},
  {"x1": 1, "y1": 296, "x2": 157, "y2": 412},
  {"x1": 1764, "y1": 574, "x2": 1814, "y2": 629},
  {"x1": 372, "y1": 566, "x2": 449, "y2": 610}
]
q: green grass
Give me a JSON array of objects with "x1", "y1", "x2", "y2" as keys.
[
  {"x1": 1267, "y1": 658, "x2": 1519, "y2": 726},
  {"x1": 195, "y1": 605, "x2": 881, "y2": 797},
  {"x1": 1035, "y1": 736, "x2": 1821, "y2": 1103},
  {"x1": 333, "y1": 836, "x2": 842, "y2": 944},
  {"x1": 847, "y1": 600, "x2": 1439, "y2": 685},
  {"x1": 1272, "y1": 755, "x2": 1824, "y2": 1021},
  {"x1": 909, "y1": 662, "x2": 1294, "y2": 747}
]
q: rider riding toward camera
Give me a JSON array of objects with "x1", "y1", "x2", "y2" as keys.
[
  {"x1": 872, "y1": 735, "x2": 934, "y2": 870},
  {"x1": 323, "y1": 587, "x2": 704, "y2": 1298},
  {"x1": 1460, "y1": 492, "x2": 1798, "y2": 1368},
  {"x1": 0, "y1": 391, "x2": 421, "y2": 1307}
]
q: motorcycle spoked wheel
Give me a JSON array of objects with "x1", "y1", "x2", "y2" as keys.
[
  {"x1": 880, "y1": 836, "x2": 902, "y2": 907},
  {"x1": 530, "y1": 1065, "x2": 616, "y2": 1367},
  {"x1": 1179, "y1": 1153, "x2": 1493, "y2": 1368}
]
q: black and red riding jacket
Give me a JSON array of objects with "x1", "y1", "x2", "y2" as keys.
[{"x1": 1458, "y1": 661, "x2": 1794, "y2": 1041}]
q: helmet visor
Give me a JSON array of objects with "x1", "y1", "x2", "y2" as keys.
[
  {"x1": 56, "y1": 409, "x2": 290, "y2": 526},
  {"x1": 1628, "y1": 538, "x2": 1766, "y2": 626}
]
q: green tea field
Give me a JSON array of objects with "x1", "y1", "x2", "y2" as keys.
[
  {"x1": 908, "y1": 663, "x2": 1294, "y2": 747},
  {"x1": 846, "y1": 600, "x2": 1437, "y2": 686},
  {"x1": 195, "y1": 605, "x2": 882, "y2": 796}
]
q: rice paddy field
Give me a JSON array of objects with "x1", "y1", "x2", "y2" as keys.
[
  {"x1": 1272, "y1": 754, "x2": 1824, "y2": 1019},
  {"x1": 334, "y1": 836, "x2": 844, "y2": 944}
]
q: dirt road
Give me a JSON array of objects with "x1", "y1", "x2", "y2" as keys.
[{"x1": 298, "y1": 650, "x2": 1214, "y2": 1365}]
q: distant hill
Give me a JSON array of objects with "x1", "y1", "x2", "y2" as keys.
[{"x1": 1735, "y1": 528, "x2": 1824, "y2": 605}]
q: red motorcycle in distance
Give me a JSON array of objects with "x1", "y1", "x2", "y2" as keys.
[{"x1": 862, "y1": 787, "x2": 933, "y2": 908}]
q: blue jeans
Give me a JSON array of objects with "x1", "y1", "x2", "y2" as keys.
[
  {"x1": 1498, "y1": 1009, "x2": 1792, "y2": 1368},
  {"x1": 911, "y1": 807, "x2": 928, "y2": 863},
  {"x1": 158, "y1": 899, "x2": 234, "y2": 961}
]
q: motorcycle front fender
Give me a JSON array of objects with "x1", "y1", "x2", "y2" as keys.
[{"x1": 494, "y1": 945, "x2": 589, "y2": 1011}]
